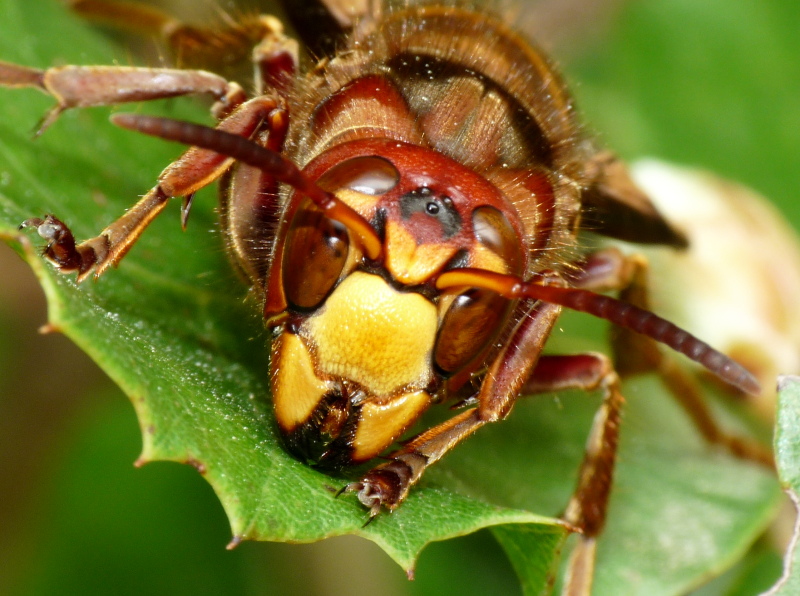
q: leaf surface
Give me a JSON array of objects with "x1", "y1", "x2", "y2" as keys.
[
  {"x1": 764, "y1": 377, "x2": 800, "y2": 595},
  {"x1": 0, "y1": 1, "x2": 783, "y2": 594}
]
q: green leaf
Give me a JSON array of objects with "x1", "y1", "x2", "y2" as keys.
[
  {"x1": 0, "y1": 1, "x2": 785, "y2": 594},
  {"x1": 0, "y1": 0, "x2": 566, "y2": 585},
  {"x1": 765, "y1": 376, "x2": 800, "y2": 595}
]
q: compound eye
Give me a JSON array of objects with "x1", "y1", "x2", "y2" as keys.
[
  {"x1": 472, "y1": 206, "x2": 523, "y2": 275},
  {"x1": 317, "y1": 156, "x2": 400, "y2": 195},
  {"x1": 434, "y1": 288, "x2": 512, "y2": 375},
  {"x1": 434, "y1": 207, "x2": 521, "y2": 374},
  {"x1": 283, "y1": 199, "x2": 349, "y2": 311}
]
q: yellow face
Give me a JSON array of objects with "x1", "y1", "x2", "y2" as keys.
[
  {"x1": 303, "y1": 272, "x2": 438, "y2": 397},
  {"x1": 273, "y1": 272, "x2": 439, "y2": 464},
  {"x1": 269, "y1": 140, "x2": 526, "y2": 469}
]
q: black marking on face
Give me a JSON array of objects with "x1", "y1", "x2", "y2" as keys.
[
  {"x1": 371, "y1": 207, "x2": 388, "y2": 240},
  {"x1": 399, "y1": 187, "x2": 462, "y2": 239}
]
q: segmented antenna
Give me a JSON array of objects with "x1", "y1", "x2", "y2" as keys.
[
  {"x1": 436, "y1": 268, "x2": 761, "y2": 395},
  {"x1": 112, "y1": 114, "x2": 758, "y2": 396},
  {"x1": 111, "y1": 113, "x2": 383, "y2": 260}
]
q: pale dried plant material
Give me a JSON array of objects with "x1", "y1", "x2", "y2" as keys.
[{"x1": 629, "y1": 160, "x2": 800, "y2": 418}]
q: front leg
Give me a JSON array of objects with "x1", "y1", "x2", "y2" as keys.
[
  {"x1": 350, "y1": 351, "x2": 623, "y2": 596},
  {"x1": 21, "y1": 96, "x2": 282, "y2": 280},
  {"x1": 346, "y1": 301, "x2": 563, "y2": 516}
]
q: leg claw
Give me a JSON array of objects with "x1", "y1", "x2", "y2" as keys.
[{"x1": 19, "y1": 214, "x2": 106, "y2": 279}]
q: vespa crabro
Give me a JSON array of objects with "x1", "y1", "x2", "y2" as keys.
[{"x1": 0, "y1": 0, "x2": 776, "y2": 593}]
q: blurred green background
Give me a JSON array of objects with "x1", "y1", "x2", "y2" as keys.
[{"x1": 1, "y1": 0, "x2": 798, "y2": 594}]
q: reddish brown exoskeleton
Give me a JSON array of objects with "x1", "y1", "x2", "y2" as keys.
[{"x1": 1, "y1": 0, "x2": 772, "y2": 593}]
